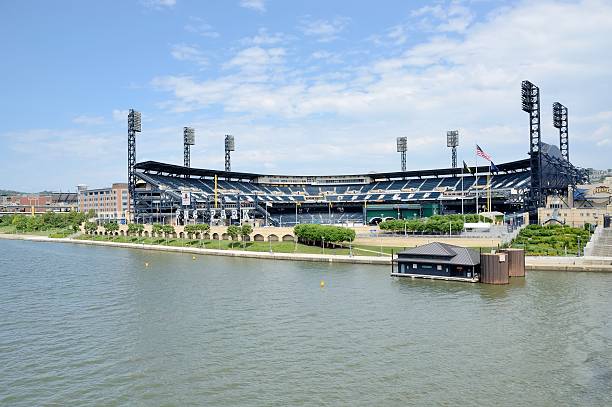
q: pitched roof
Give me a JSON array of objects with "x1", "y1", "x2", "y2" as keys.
[{"x1": 398, "y1": 242, "x2": 480, "y2": 266}]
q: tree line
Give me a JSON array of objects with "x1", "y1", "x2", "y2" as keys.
[
  {"x1": 1, "y1": 210, "x2": 95, "y2": 233},
  {"x1": 378, "y1": 214, "x2": 492, "y2": 234},
  {"x1": 293, "y1": 224, "x2": 356, "y2": 246}
]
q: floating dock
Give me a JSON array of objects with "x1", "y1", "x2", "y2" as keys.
[{"x1": 391, "y1": 272, "x2": 479, "y2": 283}]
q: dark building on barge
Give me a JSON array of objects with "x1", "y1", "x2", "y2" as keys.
[{"x1": 393, "y1": 242, "x2": 481, "y2": 280}]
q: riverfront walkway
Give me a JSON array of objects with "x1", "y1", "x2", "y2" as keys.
[{"x1": 2, "y1": 233, "x2": 612, "y2": 271}]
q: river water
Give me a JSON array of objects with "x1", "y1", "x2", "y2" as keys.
[{"x1": 0, "y1": 239, "x2": 611, "y2": 406}]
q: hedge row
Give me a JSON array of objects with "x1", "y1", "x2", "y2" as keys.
[
  {"x1": 378, "y1": 214, "x2": 491, "y2": 234},
  {"x1": 294, "y1": 224, "x2": 356, "y2": 246}
]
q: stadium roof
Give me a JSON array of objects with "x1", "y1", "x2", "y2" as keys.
[{"x1": 134, "y1": 158, "x2": 530, "y2": 181}]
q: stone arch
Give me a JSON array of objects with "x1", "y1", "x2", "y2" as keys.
[
  {"x1": 171, "y1": 233, "x2": 177, "y2": 239},
  {"x1": 222, "y1": 233, "x2": 229, "y2": 240},
  {"x1": 254, "y1": 234, "x2": 264, "y2": 241},
  {"x1": 203, "y1": 233, "x2": 210, "y2": 240},
  {"x1": 212, "y1": 233, "x2": 219, "y2": 240},
  {"x1": 179, "y1": 232, "x2": 185, "y2": 239},
  {"x1": 144, "y1": 231, "x2": 149, "y2": 237},
  {"x1": 114, "y1": 231, "x2": 119, "y2": 236},
  {"x1": 243, "y1": 235, "x2": 251, "y2": 242},
  {"x1": 195, "y1": 232, "x2": 201, "y2": 239},
  {"x1": 282, "y1": 234, "x2": 294, "y2": 242},
  {"x1": 268, "y1": 234, "x2": 279, "y2": 242},
  {"x1": 120, "y1": 230, "x2": 125, "y2": 236}
]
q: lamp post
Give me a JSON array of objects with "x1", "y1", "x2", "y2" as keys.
[{"x1": 322, "y1": 237, "x2": 325, "y2": 255}]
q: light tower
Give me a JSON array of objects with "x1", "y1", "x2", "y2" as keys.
[
  {"x1": 127, "y1": 109, "x2": 142, "y2": 219},
  {"x1": 553, "y1": 102, "x2": 569, "y2": 162},
  {"x1": 183, "y1": 127, "x2": 195, "y2": 169},
  {"x1": 521, "y1": 80, "x2": 543, "y2": 210},
  {"x1": 224, "y1": 135, "x2": 235, "y2": 172},
  {"x1": 396, "y1": 137, "x2": 407, "y2": 172},
  {"x1": 446, "y1": 130, "x2": 459, "y2": 168}
]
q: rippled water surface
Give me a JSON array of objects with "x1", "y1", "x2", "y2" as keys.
[{"x1": 1, "y1": 240, "x2": 611, "y2": 406}]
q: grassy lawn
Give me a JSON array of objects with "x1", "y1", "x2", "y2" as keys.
[
  {"x1": 75, "y1": 235, "x2": 502, "y2": 257},
  {"x1": 0, "y1": 225, "x2": 73, "y2": 237},
  {"x1": 76, "y1": 235, "x2": 392, "y2": 256}
]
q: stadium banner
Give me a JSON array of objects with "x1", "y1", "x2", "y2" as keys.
[{"x1": 181, "y1": 190, "x2": 191, "y2": 206}]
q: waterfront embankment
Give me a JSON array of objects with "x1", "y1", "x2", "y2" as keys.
[
  {"x1": 2, "y1": 232, "x2": 612, "y2": 271},
  {"x1": 0, "y1": 233, "x2": 389, "y2": 265}
]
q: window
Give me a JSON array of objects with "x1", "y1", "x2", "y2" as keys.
[
  {"x1": 437, "y1": 265, "x2": 442, "y2": 271},
  {"x1": 412, "y1": 264, "x2": 417, "y2": 269}
]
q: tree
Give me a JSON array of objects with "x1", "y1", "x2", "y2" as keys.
[
  {"x1": 184, "y1": 224, "x2": 199, "y2": 238},
  {"x1": 127, "y1": 223, "x2": 144, "y2": 236},
  {"x1": 240, "y1": 224, "x2": 253, "y2": 248},
  {"x1": 12, "y1": 215, "x2": 28, "y2": 232},
  {"x1": 152, "y1": 223, "x2": 164, "y2": 237},
  {"x1": 197, "y1": 223, "x2": 210, "y2": 234},
  {"x1": 84, "y1": 222, "x2": 98, "y2": 235},
  {"x1": 103, "y1": 222, "x2": 119, "y2": 235},
  {"x1": 227, "y1": 225, "x2": 240, "y2": 242},
  {"x1": 162, "y1": 225, "x2": 175, "y2": 238}
]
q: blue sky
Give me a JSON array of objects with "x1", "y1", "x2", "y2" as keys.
[{"x1": 1, "y1": 0, "x2": 611, "y2": 192}]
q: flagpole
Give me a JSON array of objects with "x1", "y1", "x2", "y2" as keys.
[
  {"x1": 461, "y1": 162, "x2": 464, "y2": 218},
  {"x1": 487, "y1": 162, "x2": 491, "y2": 213},
  {"x1": 475, "y1": 145, "x2": 479, "y2": 215}
]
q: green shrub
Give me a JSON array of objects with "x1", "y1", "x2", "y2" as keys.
[{"x1": 294, "y1": 224, "x2": 355, "y2": 246}]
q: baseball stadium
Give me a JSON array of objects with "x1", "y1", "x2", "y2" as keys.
[{"x1": 128, "y1": 81, "x2": 588, "y2": 227}]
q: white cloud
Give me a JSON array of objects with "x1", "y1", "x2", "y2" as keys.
[
  {"x1": 142, "y1": 0, "x2": 176, "y2": 9},
  {"x1": 411, "y1": 1, "x2": 474, "y2": 33},
  {"x1": 240, "y1": 0, "x2": 266, "y2": 12},
  {"x1": 112, "y1": 109, "x2": 129, "y2": 122},
  {"x1": 184, "y1": 17, "x2": 220, "y2": 38},
  {"x1": 225, "y1": 46, "x2": 286, "y2": 77},
  {"x1": 242, "y1": 28, "x2": 289, "y2": 45},
  {"x1": 300, "y1": 16, "x2": 350, "y2": 42},
  {"x1": 72, "y1": 115, "x2": 105, "y2": 125},
  {"x1": 171, "y1": 44, "x2": 208, "y2": 66},
  {"x1": 151, "y1": 0, "x2": 612, "y2": 170}
]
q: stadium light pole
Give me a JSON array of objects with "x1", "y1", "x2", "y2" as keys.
[
  {"x1": 127, "y1": 109, "x2": 142, "y2": 222},
  {"x1": 553, "y1": 102, "x2": 569, "y2": 162},
  {"x1": 522, "y1": 80, "x2": 543, "y2": 211},
  {"x1": 447, "y1": 131, "x2": 459, "y2": 168},
  {"x1": 184, "y1": 127, "x2": 195, "y2": 170},
  {"x1": 397, "y1": 137, "x2": 407, "y2": 172},
  {"x1": 224, "y1": 135, "x2": 235, "y2": 172}
]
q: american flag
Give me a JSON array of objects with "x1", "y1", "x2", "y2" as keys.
[{"x1": 476, "y1": 144, "x2": 491, "y2": 161}]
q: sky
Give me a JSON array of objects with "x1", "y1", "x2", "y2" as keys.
[{"x1": 0, "y1": 0, "x2": 611, "y2": 192}]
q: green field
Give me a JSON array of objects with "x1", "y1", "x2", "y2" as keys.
[
  {"x1": 76, "y1": 235, "x2": 401, "y2": 256},
  {"x1": 0, "y1": 225, "x2": 73, "y2": 237}
]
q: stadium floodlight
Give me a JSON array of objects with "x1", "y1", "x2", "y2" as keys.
[
  {"x1": 127, "y1": 109, "x2": 142, "y2": 221},
  {"x1": 183, "y1": 127, "x2": 195, "y2": 169},
  {"x1": 184, "y1": 127, "x2": 195, "y2": 145},
  {"x1": 225, "y1": 135, "x2": 235, "y2": 171},
  {"x1": 396, "y1": 137, "x2": 407, "y2": 172},
  {"x1": 553, "y1": 102, "x2": 569, "y2": 162},
  {"x1": 521, "y1": 80, "x2": 543, "y2": 210},
  {"x1": 446, "y1": 130, "x2": 459, "y2": 168},
  {"x1": 130, "y1": 110, "x2": 142, "y2": 133}
]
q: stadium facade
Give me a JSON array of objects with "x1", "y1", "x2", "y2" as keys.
[{"x1": 131, "y1": 142, "x2": 584, "y2": 226}]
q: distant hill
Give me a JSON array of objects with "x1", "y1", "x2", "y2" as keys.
[{"x1": 0, "y1": 189, "x2": 22, "y2": 196}]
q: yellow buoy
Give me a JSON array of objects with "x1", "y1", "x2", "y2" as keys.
[
  {"x1": 320, "y1": 280, "x2": 325, "y2": 288},
  {"x1": 192, "y1": 256, "x2": 196, "y2": 260},
  {"x1": 145, "y1": 262, "x2": 149, "y2": 267}
]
